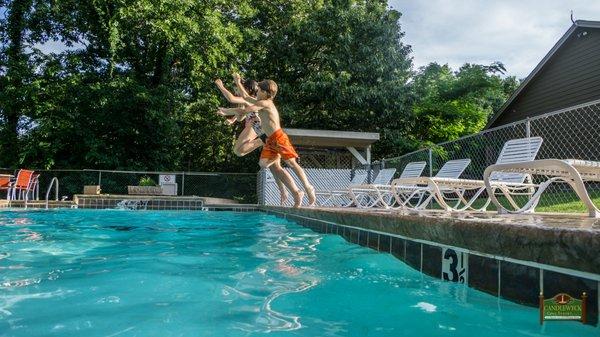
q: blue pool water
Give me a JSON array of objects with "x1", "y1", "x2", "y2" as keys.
[{"x1": 0, "y1": 210, "x2": 597, "y2": 337}]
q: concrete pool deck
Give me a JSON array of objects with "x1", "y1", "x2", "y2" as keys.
[{"x1": 264, "y1": 206, "x2": 600, "y2": 325}]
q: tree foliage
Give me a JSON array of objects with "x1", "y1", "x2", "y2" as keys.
[
  {"x1": 0, "y1": 0, "x2": 519, "y2": 171},
  {"x1": 408, "y1": 62, "x2": 518, "y2": 145}
]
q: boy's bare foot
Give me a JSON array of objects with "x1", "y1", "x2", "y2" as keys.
[
  {"x1": 280, "y1": 189, "x2": 288, "y2": 205},
  {"x1": 292, "y1": 190, "x2": 304, "y2": 208},
  {"x1": 306, "y1": 185, "x2": 316, "y2": 206}
]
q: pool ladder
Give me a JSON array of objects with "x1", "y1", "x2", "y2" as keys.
[{"x1": 45, "y1": 177, "x2": 59, "y2": 210}]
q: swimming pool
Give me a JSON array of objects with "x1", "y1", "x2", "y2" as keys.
[{"x1": 0, "y1": 210, "x2": 596, "y2": 337}]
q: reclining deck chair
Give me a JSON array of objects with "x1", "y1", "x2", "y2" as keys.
[
  {"x1": 484, "y1": 158, "x2": 600, "y2": 217},
  {"x1": 412, "y1": 137, "x2": 543, "y2": 212},
  {"x1": 314, "y1": 170, "x2": 369, "y2": 207},
  {"x1": 388, "y1": 159, "x2": 472, "y2": 210},
  {"x1": 345, "y1": 167, "x2": 401, "y2": 208},
  {"x1": 359, "y1": 162, "x2": 429, "y2": 209}
]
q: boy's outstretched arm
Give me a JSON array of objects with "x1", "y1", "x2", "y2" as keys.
[
  {"x1": 217, "y1": 107, "x2": 245, "y2": 117},
  {"x1": 219, "y1": 104, "x2": 263, "y2": 116},
  {"x1": 215, "y1": 79, "x2": 247, "y2": 105},
  {"x1": 233, "y1": 73, "x2": 259, "y2": 104}
]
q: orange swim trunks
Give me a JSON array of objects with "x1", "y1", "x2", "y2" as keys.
[{"x1": 260, "y1": 129, "x2": 299, "y2": 160}]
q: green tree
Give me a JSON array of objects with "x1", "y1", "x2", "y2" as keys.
[
  {"x1": 1, "y1": 0, "x2": 520, "y2": 172},
  {"x1": 408, "y1": 62, "x2": 518, "y2": 146},
  {"x1": 0, "y1": 0, "x2": 34, "y2": 167},
  {"x1": 13, "y1": 0, "x2": 252, "y2": 170},
  {"x1": 237, "y1": 0, "x2": 413, "y2": 159}
]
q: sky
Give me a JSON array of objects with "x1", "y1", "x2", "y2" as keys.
[{"x1": 390, "y1": 0, "x2": 600, "y2": 78}]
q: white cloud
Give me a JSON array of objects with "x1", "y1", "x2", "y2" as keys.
[{"x1": 390, "y1": 0, "x2": 600, "y2": 78}]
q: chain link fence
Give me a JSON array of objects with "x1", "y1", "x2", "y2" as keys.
[
  {"x1": 381, "y1": 99, "x2": 600, "y2": 213},
  {"x1": 0, "y1": 169, "x2": 257, "y2": 204}
]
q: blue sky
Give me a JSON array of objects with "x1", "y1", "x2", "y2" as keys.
[{"x1": 391, "y1": 0, "x2": 600, "y2": 77}]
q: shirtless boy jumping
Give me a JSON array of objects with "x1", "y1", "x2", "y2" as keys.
[{"x1": 219, "y1": 74, "x2": 316, "y2": 207}]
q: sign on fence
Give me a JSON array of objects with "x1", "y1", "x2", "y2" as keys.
[{"x1": 159, "y1": 174, "x2": 178, "y2": 196}]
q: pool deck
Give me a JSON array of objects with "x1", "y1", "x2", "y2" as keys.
[{"x1": 263, "y1": 206, "x2": 600, "y2": 274}]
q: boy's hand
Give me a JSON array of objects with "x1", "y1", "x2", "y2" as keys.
[
  {"x1": 232, "y1": 73, "x2": 241, "y2": 84},
  {"x1": 216, "y1": 107, "x2": 226, "y2": 116},
  {"x1": 214, "y1": 78, "x2": 223, "y2": 87},
  {"x1": 225, "y1": 116, "x2": 236, "y2": 125}
]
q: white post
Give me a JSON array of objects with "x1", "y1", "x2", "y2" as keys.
[
  {"x1": 181, "y1": 172, "x2": 185, "y2": 196},
  {"x1": 428, "y1": 148, "x2": 433, "y2": 209},
  {"x1": 428, "y1": 148, "x2": 433, "y2": 177}
]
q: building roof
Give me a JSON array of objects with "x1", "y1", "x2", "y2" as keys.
[
  {"x1": 486, "y1": 20, "x2": 600, "y2": 129},
  {"x1": 283, "y1": 128, "x2": 380, "y2": 148}
]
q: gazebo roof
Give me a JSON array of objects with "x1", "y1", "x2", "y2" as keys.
[{"x1": 283, "y1": 128, "x2": 379, "y2": 149}]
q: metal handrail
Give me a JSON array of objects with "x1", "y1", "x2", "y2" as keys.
[{"x1": 45, "y1": 177, "x2": 59, "y2": 210}]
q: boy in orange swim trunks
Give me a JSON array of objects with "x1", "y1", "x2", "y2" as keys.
[{"x1": 219, "y1": 74, "x2": 316, "y2": 207}]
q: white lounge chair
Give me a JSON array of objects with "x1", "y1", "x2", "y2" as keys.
[
  {"x1": 360, "y1": 161, "x2": 429, "y2": 209},
  {"x1": 405, "y1": 137, "x2": 544, "y2": 212},
  {"x1": 346, "y1": 167, "x2": 401, "y2": 208},
  {"x1": 315, "y1": 170, "x2": 368, "y2": 207},
  {"x1": 387, "y1": 159, "x2": 472, "y2": 210},
  {"x1": 484, "y1": 159, "x2": 600, "y2": 217}
]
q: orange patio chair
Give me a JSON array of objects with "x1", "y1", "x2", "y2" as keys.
[
  {"x1": 8, "y1": 169, "x2": 37, "y2": 202},
  {"x1": 0, "y1": 175, "x2": 11, "y2": 198}
]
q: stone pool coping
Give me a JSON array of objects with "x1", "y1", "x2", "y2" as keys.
[
  {"x1": 1, "y1": 196, "x2": 259, "y2": 211},
  {"x1": 262, "y1": 206, "x2": 600, "y2": 275},
  {"x1": 73, "y1": 194, "x2": 257, "y2": 210}
]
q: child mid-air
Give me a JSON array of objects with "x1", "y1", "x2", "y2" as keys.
[
  {"x1": 214, "y1": 78, "x2": 289, "y2": 205},
  {"x1": 219, "y1": 74, "x2": 316, "y2": 207}
]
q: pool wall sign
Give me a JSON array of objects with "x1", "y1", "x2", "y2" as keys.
[
  {"x1": 441, "y1": 248, "x2": 468, "y2": 284},
  {"x1": 539, "y1": 292, "x2": 587, "y2": 324}
]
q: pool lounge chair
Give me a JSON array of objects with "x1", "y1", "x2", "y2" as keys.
[
  {"x1": 387, "y1": 159, "x2": 472, "y2": 210},
  {"x1": 315, "y1": 170, "x2": 369, "y2": 207},
  {"x1": 409, "y1": 137, "x2": 543, "y2": 212},
  {"x1": 0, "y1": 174, "x2": 12, "y2": 198},
  {"x1": 346, "y1": 167, "x2": 401, "y2": 208},
  {"x1": 358, "y1": 161, "x2": 429, "y2": 209},
  {"x1": 8, "y1": 169, "x2": 39, "y2": 204},
  {"x1": 484, "y1": 159, "x2": 600, "y2": 217}
]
